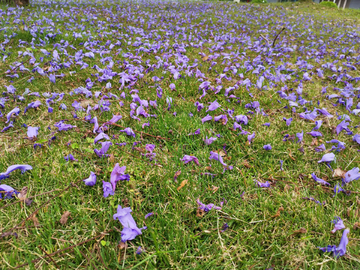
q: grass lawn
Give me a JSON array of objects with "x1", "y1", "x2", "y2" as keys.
[{"x1": 0, "y1": 0, "x2": 360, "y2": 269}]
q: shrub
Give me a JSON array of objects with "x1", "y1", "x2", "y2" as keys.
[
  {"x1": 319, "y1": 1, "x2": 338, "y2": 8},
  {"x1": 251, "y1": 0, "x2": 267, "y2": 3}
]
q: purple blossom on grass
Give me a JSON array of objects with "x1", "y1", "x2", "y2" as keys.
[
  {"x1": 313, "y1": 120, "x2": 323, "y2": 131},
  {"x1": 145, "y1": 212, "x2": 154, "y2": 219},
  {"x1": 204, "y1": 136, "x2": 217, "y2": 145},
  {"x1": 280, "y1": 160, "x2": 284, "y2": 171},
  {"x1": 0, "y1": 184, "x2": 18, "y2": 199},
  {"x1": 82, "y1": 171, "x2": 96, "y2": 186},
  {"x1": 311, "y1": 173, "x2": 330, "y2": 186},
  {"x1": 102, "y1": 181, "x2": 114, "y2": 197},
  {"x1": 283, "y1": 117, "x2": 292, "y2": 126},
  {"x1": 113, "y1": 205, "x2": 145, "y2": 242},
  {"x1": 188, "y1": 129, "x2": 200, "y2": 136},
  {"x1": 201, "y1": 115, "x2": 212, "y2": 124},
  {"x1": 263, "y1": 144, "x2": 272, "y2": 150},
  {"x1": 110, "y1": 164, "x2": 130, "y2": 191},
  {"x1": 94, "y1": 132, "x2": 110, "y2": 144},
  {"x1": 331, "y1": 217, "x2": 346, "y2": 234},
  {"x1": 64, "y1": 154, "x2": 77, "y2": 162},
  {"x1": 120, "y1": 128, "x2": 136, "y2": 138},
  {"x1": 248, "y1": 132, "x2": 255, "y2": 144},
  {"x1": 296, "y1": 131, "x2": 304, "y2": 143},
  {"x1": 353, "y1": 134, "x2": 360, "y2": 145},
  {"x1": 318, "y1": 229, "x2": 349, "y2": 258},
  {"x1": 206, "y1": 100, "x2": 221, "y2": 112},
  {"x1": 318, "y1": 153, "x2": 335, "y2": 163},
  {"x1": 54, "y1": 121, "x2": 76, "y2": 131},
  {"x1": 343, "y1": 167, "x2": 360, "y2": 184},
  {"x1": 307, "y1": 131, "x2": 323, "y2": 137},
  {"x1": 105, "y1": 115, "x2": 122, "y2": 124},
  {"x1": 94, "y1": 141, "x2": 112, "y2": 157},
  {"x1": 0, "y1": 164, "x2": 32, "y2": 180},
  {"x1": 315, "y1": 144, "x2": 326, "y2": 152},
  {"x1": 302, "y1": 197, "x2": 325, "y2": 206},
  {"x1": 255, "y1": 180, "x2": 270, "y2": 188},
  {"x1": 196, "y1": 198, "x2": 221, "y2": 212},
  {"x1": 27, "y1": 126, "x2": 39, "y2": 138},
  {"x1": 136, "y1": 247, "x2": 144, "y2": 255},
  {"x1": 336, "y1": 121, "x2": 349, "y2": 135},
  {"x1": 6, "y1": 107, "x2": 20, "y2": 123},
  {"x1": 334, "y1": 183, "x2": 346, "y2": 195},
  {"x1": 181, "y1": 155, "x2": 199, "y2": 165},
  {"x1": 209, "y1": 151, "x2": 227, "y2": 166}
]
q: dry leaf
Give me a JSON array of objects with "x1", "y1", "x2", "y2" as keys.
[
  {"x1": 32, "y1": 214, "x2": 40, "y2": 226},
  {"x1": 17, "y1": 186, "x2": 28, "y2": 201},
  {"x1": 196, "y1": 208, "x2": 205, "y2": 217},
  {"x1": 284, "y1": 184, "x2": 290, "y2": 192},
  {"x1": 211, "y1": 186, "x2": 219, "y2": 193},
  {"x1": 272, "y1": 206, "x2": 284, "y2": 218},
  {"x1": 311, "y1": 138, "x2": 318, "y2": 146},
  {"x1": 242, "y1": 160, "x2": 251, "y2": 168},
  {"x1": 288, "y1": 149, "x2": 296, "y2": 161},
  {"x1": 290, "y1": 227, "x2": 307, "y2": 237},
  {"x1": 354, "y1": 223, "x2": 360, "y2": 230},
  {"x1": 109, "y1": 154, "x2": 115, "y2": 163},
  {"x1": 118, "y1": 241, "x2": 128, "y2": 249},
  {"x1": 60, "y1": 211, "x2": 71, "y2": 225},
  {"x1": 177, "y1": 180, "x2": 188, "y2": 191},
  {"x1": 202, "y1": 56, "x2": 209, "y2": 61},
  {"x1": 333, "y1": 168, "x2": 346, "y2": 178}
]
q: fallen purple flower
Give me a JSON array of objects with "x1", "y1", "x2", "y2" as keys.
[
  {"x1": 318, "y1": 229, "x2": 349, "y2": 258},
  {"x1": 196, "y1": 198, "x2": 221, "y2": 212},
  {"x1": 64, "y1": 154, "x2": 77, "y2": 162},
  {"x1": 27, "y1": 126, "x2": 39, "y2": 139},
  {"x1": 181, "y1": 155, "x2": 199, "y2": 165},
  {"x1": 343, "y1": 167, "x2": 360, "y2": 184},
  {"x1": 54, "y1": 121, "x2": 76, "y2": 131},
  {"x1": 94, "y1": 141, "x2": 112, "y2": 158},
  {"x1": 318, "y1": 153, "x2": 335, "y2": 163},
  {"x1": 145, "y1": 212, "x2": 154, "y2": 219},
  {"x1": 331, "y1": 217, "x2": 346, "y2": 234},
  {"x1": 0, "y1": 164, "x2": 32, "y2": 180},
  {"x1": 263, "y1": 144, "x2": 272, "y2": 150},
  {"x1": 311, "y1": 173, "x2": 330, "y2": 186},
  {"x1": 120, "y1": 127, "x2": 136, "y2": 138},
  {"x1": 113, "y1": 205, "x2": 145, "y2": 242},
  {"x1": 102, "y1": 181, "x2": 114, "y2": 198},
  {"x1": 255, "y1": 180, "x2": 270, "y2": 188},
  {"x1": 83, "y1": 172, "x2": 96, "y2": 186},
  {"x1": 0, "y1": 184, "x2": 19, "y2": 199},
  {"x1": 110, "y1": 164, "x2": 130, "y2": 191}
]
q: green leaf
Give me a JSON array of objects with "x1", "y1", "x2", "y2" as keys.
[
  {"x1": 84, "y1": 148, "x2": 94, "y2": 154},
  {"x1": 118, "y1": 135, "x2": 126, "y2": 142},
  {"x1": 86, "y1": 138, "x2": 94, "y2": 143},
  {"x1": 100, "y1": 240, "x2": 106, "y2": 246},
  {"x1": 35, "y1": 139, "x2": 48, "y2": 144},
  {"x1": 71, "y1": 143, "x2": 79, "y2": 149}
]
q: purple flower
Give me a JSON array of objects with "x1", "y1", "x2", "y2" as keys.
[
  {"x1": 206, "y1": 100, "x2": 221, "y2": 112},
  {"x1": 311, "y1": 173, "x2": 330, "y2": 186},
  {"x1": 145, "y1": 144, "x2": 155, "y2": 153},
  {"x1": 331, "y1": 217, "x2": 346, "y2": 234},
  {"x1": 83, "y1": 172, "x2": 96, "y2": 186},
  {"x1": 188, "y1": 129, "x2": 200, "y2": 136},
  {"x1": 94, "y1": 141, "x2": 112, "y2": 157},
  {"x1": 181, "y1": 155, "x2": 199, "y2": 165},
  {"x1": 247, "y1": 132, "x2": 255, "y2": 144},
  {"x1": 318, "y1": 153, "x2": 335, "y2": 163},
  {"x1": 296, "y1": 131, "x2": 304, "y2": 143},
  {"x1": 201, "y1": 115, "x2": 212, "y2": 124},
  {"x1": 204, "y1": 136, "x2": 217, "y2": 145},
  {"x1": 27, "y1": 126, "x2": 39, "y2": 138},
  {"x1": 110, "y1": 164, "x2": 130, "y2": 191},
  {"x1": 94, "y1": 132, "x2": 110, "y2": 144},
  {"x1": 318, "y1": 229, "x2": 349, "y2": 258},
  {"x1": 214, "y1": 115, "x2": 228, "y2": 125},
  {"x1": 0, "y1": 184, "x2": 18, "y2": 199},
  {"x1": 315, "y1": 144, "x2": 326, "y2": 152},
  {"x1": 0, "y1": 164, "x2": 32, "y2": 180},
  {"x1": 283, "y1": 117, "x2": 292, "y2": 126},
  {"x1": 102, "y1": 181, "x2": 114, "y2": 197},
  {"x1": 136, "y1": 246, "x2": 144, "y2": 255},
  {"x1": 64, "y1": 154, "x2": 77, "y2": 162},
  {"x1": 113, "y1": 205, "x2": 144, "y2": 242},
  {"x1": 105, "y1": 114, "x2": 122, "y2": 124},
  {"x1": 263, "y1": 144, "x2": 272, "y2": 150},
  {"x1": 120, "y1": 127, "x2": 136, "y2": 138},
  {"x1": 209, "y1": 151, "x2": 227, "y2": 166},
  {"x1": 6, "y1": 107, "x2": 20, "y2": 123},
  {"x1": 326, "y1": 139, "x2": 346, "y2": 151},
  {"x1": 313, "y1": 120, "x2": 323, "y2": 131},
  {"x1": 54, "y1": 121, "x2": 76, "y2": 131},
  {"x1": 280, "y1": 160, "x2": 284, "y2": 171},
  {"x1": 145, "y1": 212, "x2": 154, "y2": 219},
  {"x1": 336, "y1": 121, "x2": 349, "y2": 135},
  {"x1": 307, "y1": 131, "x2": 323, "y2": 137},
  {"x1": 235, "y1": 115, "x2": 248, "y2": 125},
  {"x1": 353, "y1": 134, "x2": 360, "y2": 145},
  {"x1": 343, "y1": 167, "x2": 360, "y2": 184},
  {"x1": 194, "y1": 101, "x2": 204, "y2": 112},
  {"x1": 334, "y1": 183, "x2": 346, "y2": 195},
  {"x1": 91, "y1": 117, "x2": 99, "y2": 133},
  {"x1": 263, "y1": 123, "x2": 270, "y2": 127},
  {"x1": 255, "y1": 180, "x2": 270, "y2": 188},
  {"x1": 196, "y1": 198, "x2": 221, "y2": 212}
]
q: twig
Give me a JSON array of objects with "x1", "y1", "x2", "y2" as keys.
[
  {"x1": 76, "y1": 247, "x2": 99, "y2": 270},
  {"x1": 272, "y1": 27, "x2": 286, "y2": 47},
  {"x1": 260, "y1": 34, "x2": 269, "y2": 44},
  {"x1": 12, "y1": 230, "x2": 112, "y2": 269},
  {"x1": 1, "y1": 179, "x2": 83, "y2": 237},
  {"x1": 38, "y1": 246, "x2": 60, "y2": 269}
]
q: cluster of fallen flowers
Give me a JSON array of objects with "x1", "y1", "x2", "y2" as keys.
[{"x1": 1, "y1": 0, "x2": 360, "y2": 260}]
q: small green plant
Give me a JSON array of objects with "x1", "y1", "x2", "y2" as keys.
[
  {"x1": 319, "y1": 1, "x2": 338, "y2": 8},
  {"x1": 251, "y1": 0, "x2": 267, "y2": 3}
]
